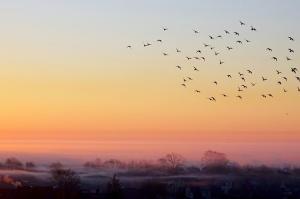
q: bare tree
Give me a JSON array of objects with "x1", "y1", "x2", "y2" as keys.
[
  {"x1": 164, "y1": 153, "x2": 186, "y2": 172},
  {"x1": 49, "y1": 161, "x2": 63, "y2": 169},
  {"x1": 50, "y1": 167, "x2": 80, "y2": 199},
  {"x1": 201, "y1": 150, "x2": 229, "y2": 173},
  {"x1": 25, "y1": 161, "x2": 36, "y2": 171},
  {"x1": 4, "y1": 157, "x2": 23, "y2": 170}
]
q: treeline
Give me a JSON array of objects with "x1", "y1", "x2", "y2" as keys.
[
  {"x1": 0, "y1": 157, "x2": 36, "y2": 171},
  {"x1": 83, "y1": 150, "x2": 300, "y2": 175}
]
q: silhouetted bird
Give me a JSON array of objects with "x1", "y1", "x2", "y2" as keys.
[
  {"x1": 162, "y1": 27, "x2": 168, "y2": 31},
  {"x1": 262, "y1": 77, "x2": 267, "y2": 81},
  {"x1": 251, "y1": 83, "x2": 256, "y2": 86},
  {"x1": 193, "y1": 30, "x2": 199, "y2": 33},
  {"x1": 241, "y1": 77, "x2": 245, "y2": 82},
  {"x1": 283, "y1": 88, "x2": 288, "y2": 92},
  {"x1": 261, "y1": 94, "x2": 267, "y2": 98},
  {"x1": 201, "y1": 57, "x2": 206, "y2": 61},
  {"x1": 181, "y1": 84, "x2": 186, "y2": 87},
  {"x1": 237, "y1": 95, "x2": 242, "y2": 100},
  {"x1": 183, "y1": 78, "x2": 187, "y2": 82},
  {"x1": 268, "y1": 94, "x2": 273, "y2": 97},
  {"x1": 219, "y1": 60, "x2": 224, "y2": 65},
  {"x1": 239, "y1": 21, "x2": 246, "y2": 25},
  {"x1": 282, "y1": 77, "x2": 287, "y2": 81},
  {"x1": 288, "y1": 48, "x2": 294, "y2": 53},
  {"x1": 194, "y1": 57, "x2": 200, "y2": 60},
  {"x1": 291, "y1": 68, "x2": 298, "y2": 74},
  {"x1": 278, "y1": 81, "x2": 282, "y2": 85},
  {"x1": 162, "y1": 52, "x2": 168, "y2": 56},
  {"x1": 298, "y1": 87, "x2": 300, "y2": 91},
  {"x1": 266, "y1": 48, "x2": 272, "y2": 52},
  {"x1": 238, "y1": 87, "x2": 243, "y2": 92},
  {"x1": 176, "y1": 48, "x2": 181, "y2": 52},
  {"x1": 245, "y1": 39, "x2": 251, "y2": 42},
  {"x1": 238, "y1": 72, "x2": 244, "y2": 76},
  {"x1": 221, "y1": 94, "x2": 228, "y2": 97},
  {"x1": 186, "y1": 57, "x2": 192, "y2": 60},
  {"x1": 215, "y1": 51, "x2": 220, "y2": 56},
  {"x1": 271, "y1": 57, "x2": 277, "y2": 61},
  {"x1": 157, "y1": 39, "x2": 162, "y2": 43},
  {"x1": 127, "y1": 45, "x2": 132, "y2": 49},
  {"x1": 213, "y1": 81, "x2": 218, "y2": 85},
  {"x1": 251, "y1": 26, "x2": 257, "y2": 31},
  {"x1": 203, "y1": 43, "x2": 209, "y2": 47},
  {"x1": 286, "y1": 56, "x2": 291, "y2": 61},
  {"x1": 193, "y1": 66, "x2": 199, "y2": 71},
  {"x1": 234, "y1": 32, "x2": 239, "y2": 36},
  {"x1": 176, "y1": 66, "x2": 181, "y2": 70},
  {"x1": 210, "y1": 46, "x2": 215, "y2": 50},
  {"x1": 227, "y1": 74, "x2": 232, "y2": 78},
  {"x1": 224, "y1": 30, "x2": 230, "y2": 34},
  {"x1": 288, "y1": 37, "x2": 294, "y2": 41},
  {"x1": 195, "y1": 90, "x2": 201, "y2": 93},
  {"x1": 276, "y1": 70, "x2": 282, "y2": 74},
  {"x1": 187, "y1": 77, "x2": 193, "y2": 80},
  {"x1": 217, "y1": 35, "x2": 222, "y2": 38},
  {"x1": 196, "y1": 50, "x2": 202, "y2": 53},
  {"x1": 209, "y1": 35, "x2": 214, "y2": 39},
  {"x1": 247, "y1": 70, "x2": 253, "y2": 74},
  {"x1": 227, "y1": 46, "x2": 233, "y2": 50},
  {"x1": 208, "y1": 97, "x2": 216, "y2": 101},
  {"x1": 296, "y1": 77, "x2": 300, "y2": 82},
  {"x1": 241, "y1": 85, "x2": 247, "y2": 89},
  {"x1": 237, "y1": 40, "x2": 242, "y2": 44}
]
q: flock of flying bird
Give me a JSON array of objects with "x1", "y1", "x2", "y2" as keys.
[{"x1": 127, "y1": 20, "x2": 299, "y2": 102}]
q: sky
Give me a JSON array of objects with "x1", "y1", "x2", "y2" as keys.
[{"x1": 0, "y1": 1, "x2": 299, "y2": 164}]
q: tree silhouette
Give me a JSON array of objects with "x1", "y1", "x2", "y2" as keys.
[
  {"x1": 165, "y1": 153, "x2": 186, "y2": 172},
  {"x1": 201, "y1": 150, "x2": 229, "y2": 173},
  {"x1": 106, "y1": 173, "x2": 123, "y2": 199},
  {"x1": 50, "y1": 167, "x2": 80, "y2": 199}
]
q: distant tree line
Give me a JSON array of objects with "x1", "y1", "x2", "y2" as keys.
[{"x1": 0, "y1": 157, "x2": 36, "y2": 171}]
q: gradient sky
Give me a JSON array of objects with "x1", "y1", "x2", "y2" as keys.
[{"x1": 0, "y1": 1, "x2": 299, "y2": 164}]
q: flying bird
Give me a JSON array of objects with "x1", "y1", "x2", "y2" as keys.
[
  {"x1": 224, "y1": 30, "x2": 230, "y2": 34},
  {"x1": 251, "y1": 83, "x2": 256, "y2": 86},
  {"x1": 241, "y1": 77, "x2": 245, "y2": 82},
  {"x1": 276, "y1": 70, "x2": 282, "y2": 74},
  {"x1": 262, "y1": 77, "x2": 267, "y2": 81},
  {"x1": 176, "y1": 48, "x2": 181, "y2": 52},
  {"x1": 236, "y1": 40, "x2": 242, "y2": 44},
  {"x1": 219, "y1": 60, "x2": 224, "y2": 65},
  {"x1": 282, "y1": 77, "x2": 287, "y2": 81},
  {"x1": 208, "y1": 97, "x2": 216, "y2": 101},
  {"x1": 201, "y1": 57, "x2": 206, "y2": 61},
  {"x1": 298, "y1": 87, "x2": 300, "y2": 91},
  {"x1": 261, "y1": 94, "x2": 267, "y2": 98},
  {"x1": 288, "y1": 48, "x2": 294, "y2": 53},
  {"x1": 181, "y1": 84, "x2": 186, "y2": 87},
  {"x1": 217, "y1": 35, "x2": 222, "y2": 38},
  {"x1": 266, "y1": 48, "x2": 272, "y2": 52},
  {"x1": 221, "y1": 94, "x2": 228, "y2": 97},
  {"x1": 162, "y1": 27, "x2": 168, "y2": 31},
  {"x1": 203, "y1": 43, "x2": 210, "y2": 47},
  {"x1": 186, "y1": 56, "x2": 192, "y2": 60},
  {"x1": 193, "y1": 66, "x2": 199, "y2": 71},
  {"x1": 288, "y1": 37, "x2": 294, "y2": 41},
  {"x1": 234, "y1": 32, "x2": 239, "y2": 36},
  {"x1": 196, "y1": 50, "x2": 202, "y2": 53},
  {"x1": 209, "y1": 35, "x2": 214, "y2": 40},
  {"x1": 214, "y1": 51, "x2": 220, "y2": 56},
  {"x1": 237, "y1": 95, "x2": 242, "y2": 100},
  {"x1": 193, "y1": 29, "x2": 199, "y2": 33},
  {"x1": 227, "y1": 74, "x2": 232, "y2": 78},
  {"x1": 183, "y1": 78, "x2": 187, "y2": 82},
  {"x1": 227, "y1": 46, "x2": 233, "y2": 50},
  {"x1": 291, "y1": 68, "x2": 298, "y2": 74},
  {"x1": 157, "y1": 39, "x2": 162, "y2": 43},
  {"x1": 187, "y1": 77, "x2": 193, "y2": 80},
  {"x1": 175, "y1": 66, "x2": 181, "y2": 70},
  {"x1": 127, "y1": 45, "x2": 132, "y2": 49},
  {"x1": 251, "y1": 26, "x2": 257, "y2": 31},
  {"x1": 241, "y1": 85, "x2": 247, "y2": 89},
  {"x1": 162, "y1": 52, "x2": 168, "y2": 56},
  {"x1": 247, "y1": 70, "x2": 253, "y2": 74},
  {"x1": 195, "y1": 90, "x2": 201, "y2": 93},
  {"x1": 239, "y1": 21, "x2": 246, "y2": 25},
  {"x1": 278, "y1": 81, "x2": 282, "y2": 85},
  {"x1": 245, "y1": 39, "x2": 251, "y2": 42},
  {"x1": 268, "y1": 94, "x2": 273, "y2": 98},
  {"x1": 271, "y1": 57, "x2": 277, "y2": 61},
  {"x1": 213, "y1": 81, "x2": 218, "y2": 85},
  {"x1": 238, "y1": 87, "x2": 243, "y2": 92},
  {"x1": 194, "y1": 56, "x2": 200, "y2": 60},
  {"x1": 286, "y1": 57, "x2": 291, "y2": 61},
  {"x1": 283, "y1": 88, "x2": 288, "y2": 92},
  {"x1": 238, "y1": 72, "x2": 244, "y2": 76}
]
